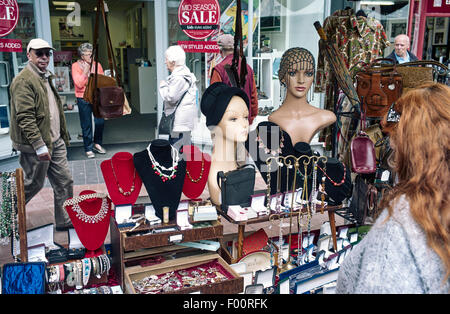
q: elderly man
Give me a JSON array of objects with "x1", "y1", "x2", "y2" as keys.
[
  {"x1": 9, "y1": 38, "x2": 74, "y2": 231},
  {"x1": 210, "y1": 34, "x2": 258, "y2": 124},
  {"x1": 386, "y1": 34, "x2": 419, "y2": 64}
]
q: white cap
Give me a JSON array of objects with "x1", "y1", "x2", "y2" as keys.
[{"x1": 27, "y1": 38, "x2": 55, "y2": 53}]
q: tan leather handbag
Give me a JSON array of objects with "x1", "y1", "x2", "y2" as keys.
[{"x1": 356, "y1": 58, "x2": 403, "y2": 118}]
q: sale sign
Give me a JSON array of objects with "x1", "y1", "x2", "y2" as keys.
[
  {"x1": 178, "y1": 0, "x2": 220, "y2": 40},
  {"x1": 178, "y1": 40, "x2": 219, "y2": 53},
  {"x1": 0, "y1": 38, "x2": 21, "y2": 51},
  {"x1": 0, "y1": 0, "x2": 19, "y2": 37}
]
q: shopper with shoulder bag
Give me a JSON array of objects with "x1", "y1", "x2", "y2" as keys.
[{"x1": 158, "y1": 45, "x2": 198, "y2": 148}]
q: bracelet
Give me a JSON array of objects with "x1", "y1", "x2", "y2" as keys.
[
  {"x1": 82, "y1": 258, "x2": 91, "y2": 286},
  {"x1": 75, "y1": 261, "x2": 83, "y2": 290},
  {"x1": 59, "y1": 264, "x2": 65, "y2": 282},
  {"x1": 66, "y1": 263, "x2": 75, "y2": 287}
]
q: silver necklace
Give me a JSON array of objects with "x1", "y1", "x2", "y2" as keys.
[{"x1": 64, "y1": 193, "x2": 109, "y2": 224}]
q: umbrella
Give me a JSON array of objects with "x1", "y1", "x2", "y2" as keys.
[{"x1": 313, "y1": 21, "x2": 360, "y2": 110}]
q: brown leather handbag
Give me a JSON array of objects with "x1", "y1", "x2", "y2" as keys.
[
  {"x1": 83, "y1": 0, "x2": 124, "y2": 119},
  {"x1": 356, "y1": 58, "x2": 403, "y2": 118}
]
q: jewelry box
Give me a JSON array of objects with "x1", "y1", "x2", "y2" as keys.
[
  {"x1": 109, "y1": 213, "x2": 224, "y2": 289},
  {"x1": 250, "y1": 193, "x2": 269, "y2": 216},
  {"x1": 67, "y1": 228, "x2": 86, "y2": 260},
  {"x1": 12, "y1": 223, "x2": 66, "y2": 263},
  {"x1": 123, "y1": 252, "x2": 243, "y2": 294}
]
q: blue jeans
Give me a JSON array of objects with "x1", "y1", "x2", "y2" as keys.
[{"x1": 77, "y1": 97, "x2": 104, "y2": 152}]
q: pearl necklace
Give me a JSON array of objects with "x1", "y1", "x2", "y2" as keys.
[
  {"x1": 63, "y1": 193, "x2": 109, "y2": 224},
  {"x1": 147, "y1": 144, "x2": 179, "y2": 182}
]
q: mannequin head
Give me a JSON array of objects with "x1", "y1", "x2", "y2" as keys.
[
  {"x1": 278, "y1": 47, "x2": 315, "y2": 100},
  {"x1": 213, "y1": 96, "x2": 249, "y2": 144}
]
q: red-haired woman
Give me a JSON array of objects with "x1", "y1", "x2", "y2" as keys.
[{"x1": 336, "y1": 82, "x2": 450, "y2": 293}]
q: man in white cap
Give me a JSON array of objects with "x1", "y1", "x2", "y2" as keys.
[
  {"x1": 9, "y1": 38, "x2": 74, "y2": 231},
  {"x1": 210, "y1": 34, "x2": 258, "y2": 125}
]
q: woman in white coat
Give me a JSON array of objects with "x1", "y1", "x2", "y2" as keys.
[{"x1": 159, "y1": 45, "x2": 198, "y2": 147}]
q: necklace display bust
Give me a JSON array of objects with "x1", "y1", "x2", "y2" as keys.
[
  {"x1": 133, "y1": 139, "x2": 186, "y2": 220},
  {"x1": 100, "y1": 152, "x2": 142, "y2": 205},
  {"x1": 63, "y1": 190, "x2": 112, "y2": 256},
  {"x1": 181, "y1": 145, "x2": 211, "y2": 200}
]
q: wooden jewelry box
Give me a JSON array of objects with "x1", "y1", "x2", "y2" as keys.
[
  {"x1": 123, "y1": 252, "x2": 243, "y2": 294},
  {"x1": 109, "y1": 213, "x2": 229, "y2": 290}
]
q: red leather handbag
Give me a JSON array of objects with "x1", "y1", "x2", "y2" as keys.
[{"x1": 351, "y1": 112, "x2": 377, "y2": 174}]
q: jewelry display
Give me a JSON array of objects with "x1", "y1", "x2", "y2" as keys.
[
  {"x1": 265, "y1": 155, "x2": 328, "y2": 273},
  {"x1": 131, "y1": 261, "x2": 231, "y2": 294},
  {"x1": 256, "y1": 129, "x2": 285, "y2": 156},
  {"x1": 147, "y1": 143, "x2": 179, "y2": 182},
  {"x1": 316, "y1": 162, "x2": 346, "y2": 186},
  {"x1": 185, "y1": 157, "x2": 204, "y2": 183},
  {"x1": 0, "y1": 172, "x2": 19, "y2": 249},
  {"x1": 64, "y1": 194, "x2": 110, "y2": 224},
  {"x1": 110, "y1": 159, "x2": 136, "y2": 196}
]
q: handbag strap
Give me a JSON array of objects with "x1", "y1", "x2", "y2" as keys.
[{"x1": 91, "y1": 0, "x2": 121, "y2": 91}]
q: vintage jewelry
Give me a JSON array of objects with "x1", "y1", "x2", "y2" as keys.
[
  {"x1": 65, "y1": 263, "x2": 75, "y2": 287},
  {"x1": 316, "y1": 163, "x2": 346, "y2": 186},
  {"x1": 110, "y1": 159, "x2": 136, "y2": 196},
  {"x1": 69, "y1": 196, "x2": 109, "y2": 224},
  {"x1": 75, "y1": 261, "x2": 83, "y2": 290},
  {"x1": 256, "y1": 129, "x2": 285, "y2": 156},
  {"x1": 185, "y1": 158, "x2": 205, "y2": 183},
  {"x1": 82, "y1": 258, "x2": 91, "y2": 286},
  {"x1": 147, "y1": 143, "x2": 179, "y2": 182}
]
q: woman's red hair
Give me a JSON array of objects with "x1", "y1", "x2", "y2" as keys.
[{"x1": 380, "y1": 82, "x2": 450, "y2": 280}]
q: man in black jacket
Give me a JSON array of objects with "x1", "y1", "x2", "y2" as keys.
[{"x1": 386, "y1": 34, "x2": 418, "y2": 64}]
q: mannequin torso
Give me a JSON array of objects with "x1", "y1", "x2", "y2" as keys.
[{"x1": 269, "y1": 98, "x2": 336, "y2": 144}]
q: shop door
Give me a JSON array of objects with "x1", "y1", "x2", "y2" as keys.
[{"x1": 0, "y1": 1, "x2": 38, "y2": 159}]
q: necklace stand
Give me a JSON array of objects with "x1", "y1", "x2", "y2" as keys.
[
  {"x1": 100, "y1": 152, "x2": 142, "y2": 206},
  {"x1": 64, "y1": 190, "x2": 112, "y2": 257},
  {"x1": 133, "y1": 139, "x2": 186, "y2": 221},
  {"x1": 181, "y1": 145, "x2": 211, "y2": 200}
]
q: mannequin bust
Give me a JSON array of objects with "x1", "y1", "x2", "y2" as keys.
[
  {"x1": 200, "y1": 82, "x2": 250, "y2": 206},
  {"x1": 269, "y1": 47, "x2": 336, "y2": 144},
  {"x1": 100, "y1": 152, "x2": 142, "y2": 205}
]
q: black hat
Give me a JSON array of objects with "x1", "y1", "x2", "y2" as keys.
[{"x1": 201, "y1": 82, "x2": 249, "y2": 127}]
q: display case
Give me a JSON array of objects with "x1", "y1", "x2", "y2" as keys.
[
  {"x1": 123, "y1": 252, "x2": 243, "y2": 294},
  {"x1": 109, "y1": 213, "x2": 225, "y2": 289}
]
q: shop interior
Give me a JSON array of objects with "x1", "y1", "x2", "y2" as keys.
[{"x1": 49, "y1": 0, "x2": 158, "y2": 147}]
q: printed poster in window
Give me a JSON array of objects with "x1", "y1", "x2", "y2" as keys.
[{"x1": 54, "y1": 67, "x2": 71, "y2": 93}]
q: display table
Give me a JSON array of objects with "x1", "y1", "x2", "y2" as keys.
[{"x1": 216, "y1": 203, "x2": 345, "y2": 261}]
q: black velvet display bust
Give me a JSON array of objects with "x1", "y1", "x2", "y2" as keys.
[
  {"x1": 133, "y1": 139, "x2": 186, "y2": 220},
  {"x1": 247, "y1": 121, "x2": 351, "y2": 205}
]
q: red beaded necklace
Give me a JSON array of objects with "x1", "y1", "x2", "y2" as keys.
[{"x1": 316, "y1": 163, "x2": 346, "y2": 187}]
